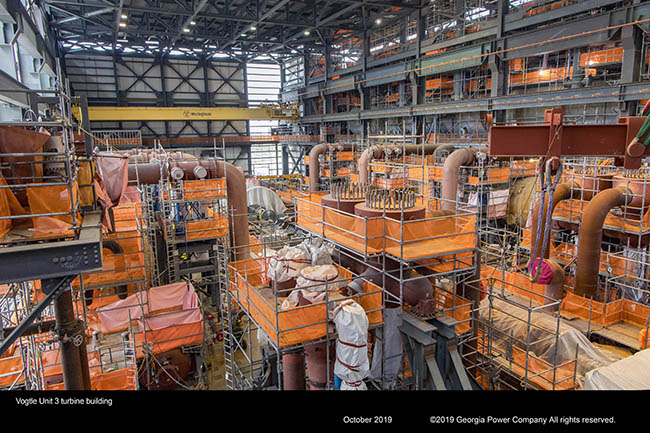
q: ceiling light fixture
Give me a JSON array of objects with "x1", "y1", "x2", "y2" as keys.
[
  {"x1": 304, "y1": 30, "x2": 310, "y2": 36},
  {"x1": 250, "y1": 26, "x2": 257, "y2": 31},
  {"x1": 183, "y1": 28, "x2": 190, "y2": 32},
  {"x1": 121, "y1": 14, "x2": 127, "y2": 19},
  {"x1": 190, "y1": 21, "x2": 196, "y2": 25},
  {"x1": 119, "y1": 22, "x2": 127, "y2": 27},
  {"x1": 375, "y1": 18, "x2": 382, "y2": 25}
]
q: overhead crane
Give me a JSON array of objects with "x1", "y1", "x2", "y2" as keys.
[{"x1": 72, "y1": 103, "x2": 299, "y2": 122}]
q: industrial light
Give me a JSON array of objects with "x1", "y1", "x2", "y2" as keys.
[
  {"x1": 250, "y1": 26, "x2": 257, "y2": 31},
  {"x1": 121, "y1": 14, "x2": 127, "y2": 19},
  {"x1": 304, "y1": 30, "x2": 310, "y2": 36},
  {"x1": 183, "y1": 28, "x2": 190, "y2": 32},
  {"x1": 375, "y1": 18, "x2": 382, "y2": 25},
  {"x1": 119, "y1": 22, "x2": 127, "y2": 27},
  {"x1": 241, "y1": 33, "x2": 247, "y2": 37},
  {"x1": 190, "y1": 21, "x2": 196, "y2": 25}
]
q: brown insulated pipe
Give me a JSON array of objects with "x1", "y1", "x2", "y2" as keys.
[
  {"x1": 575, "y1": 187, "x2": 632, "y2": 299},
  {"x1": 529, "y1": 182, "x2": 581, "y2": 259},
  {"x1": 282, "y1": 351, "x2": 306, "y2": 390},
  {"x1": 441, "y1": 147, "x2": 488, "y2": 212},
  {"x1": 358, "y1": 143, "x2": 448, "y2": 186},
  {"x1": 128, "y1": 157, "x2": 250, "y2": 261},
  {"x1": 308, "y1": 143, "x2": 346, "y2": 193},
  {"x1": 304, "y1": 341, "x2": 336, "y2": 390}
]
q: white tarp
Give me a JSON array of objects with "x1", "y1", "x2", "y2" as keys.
[
  {"x1": 246, "y1": 184, "x2": 287, "y2": 215},
  {"x1": 584, "y1": 348, "x2": 650, "y2": 390},
  {"x1": 368, "y1": 307, "x2": 403, "y2": 388},
  {"x1": 267, "y1": 245, "x2": 310, "y2": 283},
  {"x1": 333, "y1": 301, "x2": 370, "y2": 390},
  {"x1": 280, "y1": 264, "x2": 344, "y2": 311}
]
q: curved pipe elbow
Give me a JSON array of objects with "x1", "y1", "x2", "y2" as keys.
[
  {"x1": 575, "y1": 186, "x2": 632, "y2": 299},
  {"x1": 441, "y1": 146, "x2": 487, "y2": 212},
  {"x1": 308, "y1": 143, "x2": 330, "y2": 194}
]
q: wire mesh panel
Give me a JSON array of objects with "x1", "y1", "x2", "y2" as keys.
[{"x1": 92, "y1": 130, "x2": 143, "y2": 150}]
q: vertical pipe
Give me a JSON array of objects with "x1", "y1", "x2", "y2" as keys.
[{"x1": 54, "y1": 289, "x2": 89, "y2": 390}]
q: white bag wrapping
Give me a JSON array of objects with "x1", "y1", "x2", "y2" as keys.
[
  {"x1": 295, "y1": 264, "x2": 344, "y2": 292},
  {"x1": 280, "y1": 265, "x2": 344, "y2": 311},
  {"x1": 267, "y1": 245, "x2": 310, "y2": 283},
  {"x1": 333, "y1": 301, "x2": 370, "y2": 390}
]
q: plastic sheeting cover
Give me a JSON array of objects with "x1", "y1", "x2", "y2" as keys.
[
  {"x1": 479, "y1": 297, "x2": 618, "y2": 387},
  {"x1": 268, "y1": 245, "x2": 310, "y2": 283},
  {"x1": 333, "y1": 301, "x2": 369, "y2": 390},
  {"x1": 584, "y1": 348, "x2": 650, "y2": 390},
  {"x1": 246, "y1": 184, "x2": 287, "y2": 215}
]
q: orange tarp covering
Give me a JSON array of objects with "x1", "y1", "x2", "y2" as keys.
[
  {"x1": 27, "y1": 182, "x2": 80, "y2": 239},
  {"x1": 45, "y1": 367, "x2": 137, "y2": 391},
  {"x1": 111, "y1": 201, "x2": 142, "y2": 232},
  {"x1": 335, "y1": 265, "x2": 383, "y2": 325},
  {"x1": 562, "y1": 292, "x2": 650, "y2": 330},
  {"x1": 73, "y1": 230, "x2": 145, "y2": 290},
  {"x1": 477, "y1": 330, "x2": 576, "y2": 390},
  {"x1": 432, "y1": 287, "x2": 472, "y2": 334},
  {"x1": 229, "y1": 258, "x2": 383, "y2": 348},
  {"x1": 554, "y1": 199, "x2": 650, "y2": 233},
  {"x1": 384, "y1": 214, "x2": 475, "y2": 260},
  {"x1": 183, "y1": 178, "x2": 226, "y2": 200},
  {"x1": 134, "y1": 321, "x2": 203, "y2": 357},
  {"x1": 298, "y1": 197, "x2": 475, "y2": 260},
  {"x1": 323, "y1": 207, "x2": 384, "y2": 255},
  {"x1": 0, "y1": 355, "x2": 23, "y2": 388},
  {"x1": 185, "y1": 211, "x2": 228, "y2": 240},
  {"x1": 480, "y1": 265, "x2": 548, "y2": 306},
  {"x1": 0, "y1": 177, "x2": 27, "y2": 238}
]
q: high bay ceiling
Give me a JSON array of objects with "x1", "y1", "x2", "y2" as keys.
[{"x1": 44, "y1": 0, "x2": 422, "y2": 59}]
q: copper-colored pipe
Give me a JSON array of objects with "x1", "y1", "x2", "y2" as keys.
[
  {"x1": 441, "y1": 147, "x2": 488, "y2": 211},
  {"x1": 215, "y1": 160, "x2": 250, "y2": 261},
  {"x1": 358, "y1": 143, "x2": 448, "y2": 186},
  {"x1": 282, "y1": 352, "x2": 306, "y2": 390},
  {"x1": 127, "y1": 158, "x2": 250, "y2": 261},
  {"x1": 543, "y1": 259, "x2": 566, "y2": 307},
  {"x1": 575, "y1": 186, "x2": 632, "y2": 299},
  {"x1": 529, "y1": 182, "x2": 581, "y2": 259},
  {"x1": 308, "y1": 143, "x2": 345, "y2": 193}
]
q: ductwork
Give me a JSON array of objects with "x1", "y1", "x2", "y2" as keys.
[
  {"x1": 441, "y1": 146, "x2": 488, "y2": 212},
  {"x1": 358, "y1": 143, "x2": 452, "y2": 186},
  {"x1": 575, "y1": 186, "x2": 632, "y2": 299},
  {"x1": 529, "y1": 182, "x2": 581, "y2": 259},
  {"x1": 127, "y1": 154, "x2": 250, "y2": 261}
]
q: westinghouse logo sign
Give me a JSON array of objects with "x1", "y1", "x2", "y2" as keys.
[{"x1": 182, "y1": 110, "x2": 212, "y2": 118}]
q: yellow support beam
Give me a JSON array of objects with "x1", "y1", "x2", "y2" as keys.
[{"x1": 72, "y1": 104, "x2": 298, "y2": 122}]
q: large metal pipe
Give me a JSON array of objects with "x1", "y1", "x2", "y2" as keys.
[
  {"x1": 441, "y1": 146, "x2": 488, "y2": 211},
  {"x1": 529, "y1": 182, "x2": 581, "y2": 259},
  {"x1": 128, "y1": 157, "x2": 250, "y2": 261},
  {"x1": 575, "y1": 186, "x2": 632, "y2": 299},
  {"x1": 54, "y1": 289, "x2": 90, "y2": 390},
  {"x1": 358, "y1": 143, "x2": 449, "y2": 186},
  {"x1": 308, "y1": 143, "x2": 349, "y2": 193},
  {"x1": 282, "y1": 351, "x2": 306, "y2": 390},
  {"x1": 543, "y1": 259, "x2": 566, "y2": 306}
]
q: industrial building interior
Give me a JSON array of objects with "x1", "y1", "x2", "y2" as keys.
[{"x1": 0, "y1": 0, "x2": 650, "y2": 394}]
